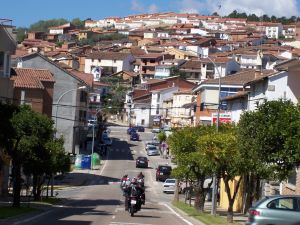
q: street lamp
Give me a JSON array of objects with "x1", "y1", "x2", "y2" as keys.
[
  {"x1": 54, "y1": 86, "x2": 87, "y2": 137},
  {"x1": 91, "y1": 109, "x2": 102, "y2": 170},
  {"x1": 204, "y1": 56, "x2": 222, "y2": 216},
  {"x1": 189, "y1": 51, "x2": 222, "y2": 215}
]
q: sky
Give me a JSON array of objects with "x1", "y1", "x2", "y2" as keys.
[{"x1": 2, "y1": 0, "x2": 300, "y2": 27}]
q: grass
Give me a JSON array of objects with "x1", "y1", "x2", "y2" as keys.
[
  {"x1": 32, "y1": 197, "x2": 62, "y2": 205},
  {"x1": 172, "y1": 201, "x2": 241, "y2": 225},
  {"x1": 0, "y1": 206, "x2": 36, "y2": 219}
]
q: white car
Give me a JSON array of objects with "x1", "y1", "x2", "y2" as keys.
[
  {"x1": 163, "y1": 179, "x2": 176, "y2": 193},
  {"x1": 147, "y1": 146, "x2": 160, "y2": 156}
]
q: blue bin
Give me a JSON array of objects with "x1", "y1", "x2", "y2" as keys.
[{"x1": 81, "y1": 155, "x2": 91, "y2": 169}]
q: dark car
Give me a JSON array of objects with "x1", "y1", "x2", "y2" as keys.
[
  {"x1": 127, "y1": 127, "x2": 136, "y2": 135},
  {"x1": 246, "y1": 195, "x2": 300, "y2": 225},
  {"x1": 136, "y1": 156, "x2": 148, "y2": 168},
  {"x1": 130, "y1": 132, "x2": 139, "y2": 141},
  {"x1": 134, "y1": 126, "x2": 145, "y2": 132},
  {"x1": 156, "y1": 165, "x2": 172, "y2": 181}
]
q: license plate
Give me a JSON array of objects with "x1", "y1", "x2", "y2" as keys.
[
  {"x1": 160, "y1": 173, "x2": 163, "y2": 175},
  {"x1": 131, "y1": 200, "x2": 137, "y2": 204},
  {"x1": 140, "y1": 161, "x2": 144, "y2": 163}
]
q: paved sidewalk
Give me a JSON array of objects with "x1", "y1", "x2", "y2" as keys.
[{"x1": 0, "y1": 158, "x2": 108, "y2": 225}]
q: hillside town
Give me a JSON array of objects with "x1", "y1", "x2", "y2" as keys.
[{"x1": 1, "y1": 10, "x2": 300, "y2": 225}]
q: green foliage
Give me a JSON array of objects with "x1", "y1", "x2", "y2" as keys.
[
  {"x1": 225, "y1": 10, "x2": 300, "y2": 23},
  {"x1": 157, "y1": 131, "x2": 167, "y2": 143},
  {"x1": 71, "y1": 18, "x2": 84, "y2": 29},
  {"x1": 29, "y1": 18, "x2": 69, "y2": 32},
  {"x1": 238, "y1": 99, "x2": 300, "y2": 181},
  {"x1": 77, "y1": 33, "x2": 127, "y2": 46},
  {"x1": 169, "y1": 66, "x2": 187, "y2": 79},
  {"x1": 15, "y1": 27, "x2": 28, "y2": 43}
]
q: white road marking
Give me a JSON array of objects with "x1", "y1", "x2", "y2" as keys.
[
  {"x1": 112, "y1": 215, "x2": 116, "y2": 219},
  {"x1": 108, "y1": 181, "x2": 121, "y2": 185},
  {"x1": 110, "y1": 222, "x2": 154, "y2": 225},
  {"x1": 99, "y1": 150, "x2": 109, "y2": 176},
  {"x1": 161, "y1": 203, "x2": 194, "y2": 225}
]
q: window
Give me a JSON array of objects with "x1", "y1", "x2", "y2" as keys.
[
  {"x1": 267, "y1": 198, "x2": 296, "y2": 211},
  {"x1": 113, "y1": 60, "x2": 117, "y2": 63},
  {"x1": 80, "y1": 91, "x2": 87, "y2": 102},
  {"x1": 287, "y1": 169, "x2": 297, "y2": 186},
  {"x1": 203, "y1": 64, "x2": 206, "y2": 68},
  {"x1": 141, "y1": 119, "x2": 145, "y2": 125},
  {"x1": 0, "y1": 52, "x2": 4, "y2": 76}
]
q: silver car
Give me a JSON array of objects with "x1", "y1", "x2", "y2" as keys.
[
  {"x1": 246, "y1": 195, "x2": 300, "y2": 225},
  {"x1": 147, "y1": 146, "x2": 160, "y2": 156}
]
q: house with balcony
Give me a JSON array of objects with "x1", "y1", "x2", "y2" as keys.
[
  {"x1": 154, "y1": 59, "x2": 186, "y2": 79},
  {"x1": 192, "y1": 69, "x2": 275, "y2": 125},
  {"x1": 134, "y1": 53, "x2": 174, "y2": 80},
  {"x1": 170, "y1": 90, "x2": 196, "y2": 127},
  {"x1": 264, "y1": 23, "x2": 283, "y2": 39},
  {"x1": 85, "y1": 52, "x2": 135, "y2": 77},
  {"x1": 224, "y1": 60, "x2": 300, "y2": 196}
]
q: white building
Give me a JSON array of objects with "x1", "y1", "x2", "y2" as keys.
[
  {"x1": 84, "y1": 52, "x2": 134, "y2": 76},
  {"x1": 265, "y1": 23, "x2": 283, "y2": 39}
]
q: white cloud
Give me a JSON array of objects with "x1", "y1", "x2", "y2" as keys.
[
  {"x1": 176, "y1": 0, "x2": 299, "y2": 17},
  {"x1": 148, "y1": 4, "x2": 159, "y2": 13},
  {"x1": 131, "y1": 0, "x2": 144, "y2": 12},
  {"x1": 176, "y1": 0, "x2": 205, "y2": 14},
  {"x1": 131, "y1": 0, "x2": 159, "y2": 14}
]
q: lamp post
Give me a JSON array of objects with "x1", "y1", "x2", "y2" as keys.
[
  {"x1": 51, "y1": 85, "x2": 86, "y2": 197},
  {"x1": 55, "y1": 86, "x2": 87, "y2": 137},
  {"x1": 205, "y1": 56, "x2": 222, "y2": 216},
  {"x1": 91, "y1": 108, "x2": 102, "y2": 170},
  {"x1": 190, "y1": 50, "x2": 222, "y2": 215}
]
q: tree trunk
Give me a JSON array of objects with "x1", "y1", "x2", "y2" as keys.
[
  {"x1": 227, "y1": 201, "x2": 234, "y2": 223},
  {"x1": 1, "y1": 164, "x2": 9, "y2": 197},
  {"x1": 173, "y1": 179, "x2": 179, "y2": 202},
  {"x1": 12, "y1": 160, "x2": 21, "y2": 207},
  {"x1": 194, "y1": 178, "x2": 206, "y2": 212},
  {"x1": 32, "y1": 175, "x2": 37, "y2": 200},
  {"x1": 46, "y1": 177, "x2": 51, "y2": 198}
]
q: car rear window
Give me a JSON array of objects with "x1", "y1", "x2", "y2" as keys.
[
  {"x1": 138, "y1": 157, "x2": 147, "y2": 160},
  {"x1": 166, "y1": 179, "x2": 176, "y2": 183},
  {"x1": 159, "y1": 166, "x2": 172, "y2": 172}
]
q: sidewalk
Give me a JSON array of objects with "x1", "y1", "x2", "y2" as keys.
[{"x1": 0, "y1": 158, "x2": 107, "y2": 225}]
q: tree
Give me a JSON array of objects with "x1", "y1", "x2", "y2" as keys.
[
  {"x1": 71, "y1": 18, "x2": 85, "y2": 29},
  {"x1": 201, "y1": 124, "x2": 244, "y2": 223},
  {"x1": 15, "y1": 27, "x2": 28, "y2": 43},
  {"x1": 238, "y1": 100, "x2": 300, "y2": 212},
  {"x1": 169, "y1": 66, "x2": 187, "y2": 79},
  {"x1": 168, "y1": 126, "x2": 214, "y2": 212},
  {"x1": 157, "y1": 131, "x2": 167, "y2": 143},
  {"x1": 29, "y1": 18, "x2": 68, "y2": 32},
  {"x1": 228, "y1": 10, "x2": 238, "y2": 18},
  {"x1": 211, "y1": 12, "x2": 219, "y2": 16}
]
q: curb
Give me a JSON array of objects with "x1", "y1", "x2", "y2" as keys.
[{"x1": 168, "y1": 202, "x2": 206, "y2": 225}]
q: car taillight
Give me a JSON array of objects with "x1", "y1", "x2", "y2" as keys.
[{"x1": 249, "y1": 209, "x2": 260, "y2": 216}]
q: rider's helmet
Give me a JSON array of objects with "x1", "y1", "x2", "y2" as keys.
[{"x1": 131, "y1": 177, "x2": 137, "y2": 184}]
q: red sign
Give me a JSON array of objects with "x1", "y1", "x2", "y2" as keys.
[{"x1": 211, "y1": 113, "x2": 232, "y2": 124}]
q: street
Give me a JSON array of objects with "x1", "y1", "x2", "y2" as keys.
[{"x1": 23, "y1": 125, "x2": 194, "y2": 225}]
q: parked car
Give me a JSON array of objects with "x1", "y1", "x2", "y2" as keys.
[
  {"x1": 152, "y1": 128, "x2": 161, "y2": 133},
  {"x1": 134, "y1": 126, "x2": 145, "y2": 132},
  {"x1": 127, "y1": 127, "x2": 136, "y2": 135},
  {"x1": 136, "y1": 156, "x2": 148, "y2": 168},
  {"x1": 156, "y1": 165, "x2": 172, "y2": 181},
  {"x1": 130, "y1": 132, "x2": 139, "y2": 141},
  {"x1": 246, "y1": 195, "x2": 300, "y2": 225},
  {"x1": 163, "y1": 178, "x2": 176, "y2": 193},
  {"x1": 147, "y1": 146, "x2": 160, "y2": 156}
]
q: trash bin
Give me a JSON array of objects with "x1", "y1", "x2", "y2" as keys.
[
  {"x1": 75, "y1": 154, "x2": 83, "y2": 169},
  {"x1": 92, "y1": 153, "x2": 101, "y2": 169},
  {"x1": 81, "y1": 155, "x2": 91, "y2": 169}
]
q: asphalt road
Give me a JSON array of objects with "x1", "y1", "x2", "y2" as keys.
[{"x1": 23, "y1": 126, "x2": 194, "y2": 225}]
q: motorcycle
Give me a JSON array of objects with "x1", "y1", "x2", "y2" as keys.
[{"x1": 128, "y1": 195, "x2": 140, "y2": 216}]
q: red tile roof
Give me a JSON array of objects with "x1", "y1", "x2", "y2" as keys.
[
  {"x1": 11, "y1": 67, "x2": 54, "y2": 89},
  {"x1": 69, "y1": 70, "x2": 94, "y2": 87}
]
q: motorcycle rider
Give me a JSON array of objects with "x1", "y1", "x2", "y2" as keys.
[
  {"x1": 136, "y1": 173, "x2": 146, "y2": 205},
  {"x1": 124, "y1": 177, "x2": 143, "y2": 211}
]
